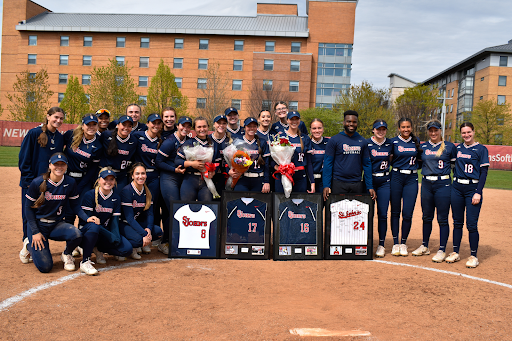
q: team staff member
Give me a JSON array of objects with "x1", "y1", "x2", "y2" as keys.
[
  {"x1": 19, "y1": 107, "x2": 66, "y2": 243},
  {"x1": 445, "y1": 122, "x2": 489, "y2": 268},
  {"x1": 161, "y1": 107, "x2": 177, "y2": 140},
  {"x1": 20, "y1": 153, "x2": 99, "y2": 274},
  {"x1": 108, "y1": 104, "x2": 147, "y2": 132},
  {"x1": 95, "y1": 109, "x2": 111, "y2": 133},
  {"x1": 310, "y1": 119, "x2": 329, "y2": 194},
  {"x1": 210, "y1": 115, "x2": 231, "y2": 197},
  {"x1": 389, "y1": 118, "x2": 422, "y2": 257},
  {"x1": 225, "y1": 107, "x2": 244, "y2": 139},
  {"x1": 270, "y1": 101, "x2": 308, "y2": 136},
  {"x1": 322, "y1": 110, "x2": 375, "y2": 200},
  {"x1": 367, "y1": 120, "x2": 392, "y2": 258},
  {"x1": 257, "y1": 110, "x2": 272, "y2": 143},
  {"x1": 412, "y1": 120, "x2": 457, "y2": 262}
]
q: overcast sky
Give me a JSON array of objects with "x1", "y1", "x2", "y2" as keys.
[{"x1": 2, "y1": 0, "x2": 512, "y2": 88}]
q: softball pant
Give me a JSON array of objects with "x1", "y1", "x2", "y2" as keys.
[
  {"x1": 373, "y1": 176, "x2": 391, "y2": 247},
  {"x1": 180, "y1": 173, "x2": 213, "y2": 202},
  {"x1": 390, "y1": 171, "x2": 418, "y2": 245},
  {"x1": 421, "y1": 177, "x2": 451, "y2": 251},
  {"x1": 119, "y1": 221, "x2": 163, "y2": 248},
  {"x1": 274, "y1": 170, "x2": 308, "y2": 193},
  {"x1": 234, "y1": 175, "x2": 264, "y2": 192},
  {"x1": 160, "y1": 172, "x2": 183, "y2": 243},
  {"x1": 451, "y1": 181, "x2": 481, "y2": 257}
]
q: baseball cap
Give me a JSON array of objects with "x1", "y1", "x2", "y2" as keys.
[
  {"x1": 427, "y1": 121, "x2": 442, "y2": 130},
  {"x1": 244, "y1": 117, "x2": 258, "y2": 126},
  {"x1": 118, "y1": 115, "x2": 134, "y2": 125},
  {"x1": 373, "y1": 120, "x2": 388, "y2": 129},
  {"x1": 224, "y1": 107, "x2": 238, "y2": 116},
  {"x1": 287, "y1": 111, "x2": 300, "y2": 120},
  {"x1": 147, "y1": 113, "x2": 162, "y2": 123},
  {"x1": 178, "y1": 116, "x2": 192, "y2": 125},
  {"x1": 214, "y1": 115, "x2": 227, "y2": 123},
  {"x1": 82, "y1": 114, "x2": 98, "y2": 125},
  {"x1": 95, "y1": 108, "x2": 110, "y2": 117},
  {"x1": 99, "y1": 169, "x2": 117, "y2": 179},
  {"x1": 49, "y1": 153, "x2": 68, "y2": 165}
]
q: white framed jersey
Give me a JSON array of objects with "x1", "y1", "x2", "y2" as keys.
[
  {"x1": 330, "y1": 199, "x2": 369, "y2": 245},
  {"x1": 174, "y1": 204, "x2": 216, "y2": 249}
]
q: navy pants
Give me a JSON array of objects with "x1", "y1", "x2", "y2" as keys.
[
  {"x1": 21, "y1": 187, "x2": 29, "y2": 241},
  {"x1": 274, "y1": 170, "x2": 308, "y2": 193},
  {"x1": 27, "y1": 221, "x2": 83, "y2": 273},
  {"x1": 374, "y1": 177, "x2": 391, "y2": 247},
  {"x1": 451, "y1": 182, "x2": 481, "y2": 257},
  {"x1": 180, "y1": 173, "x2": 213, "y2": 202},
  {"x1": 314, "y1": 178, "x2": 323, "y2": 194},
  {"x1": 114, "y1": 172, "x2": 129, "y2": 195},
  {"x1": 390, "y1": 171, "x2": 418, "y2": 245},
  {"x1": 95, "y1": 234, "x2": 133, "y2": 257},
  {"x1": 119, "y1": 222, "x2": 163, "y2": 248},
  {"x1": 160, "y1": 172, "x2": 183, "y2": 243},
  {"x1": 146, "y1": 171, "x2": 161, "y2": 226},
  {"x1": 234, "y1": 175, "x2": 264, "y2": 192},
  {"x1": 421, "y1": 178, "x2": 451, "y2": 250}
]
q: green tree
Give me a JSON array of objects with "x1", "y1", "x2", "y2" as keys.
[
  {"x1": 471, "y1": 99, "x2": 512, "y2": 145},
  {"x1": 88, "y1": 58, "x2": 139, "y2": 119},
  {"x1": 5, "y1": 69, "x2": 54, "y2": 122},
  {"x1": 60, "y1": 75, "x2": 90, "y2": 124},
  {"x1": 146, "y1": 59, "x2": 188, "y2": 116},
  {"x1": 334, "y1": 81, "x2": 395, "y2": 138},
  {"x1": 246, "y1": 81, "x2": 295, "y2": 120},
  {"x1": 196, "y1": 62, "x2": 229, "y2": 122},
  {"x1": 300, "y1": 107, "x2": 342, "y2": 137}
]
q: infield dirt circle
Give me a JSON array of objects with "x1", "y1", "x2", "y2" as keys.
[{"x1": 1, "y1": 167, "x2": 512, "y2": 340}]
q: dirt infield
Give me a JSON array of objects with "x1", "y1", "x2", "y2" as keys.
[{"x1": 1, "y1": 167, "x2": 512, "y2": 340}]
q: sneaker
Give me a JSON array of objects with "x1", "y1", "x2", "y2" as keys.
[
  {"x1": 115, "y1": 256, "x2": 126, "y2": 261},
  {"x1": 375, "y1": 245, "x2": 385, "y2": 258},
  {"x1": 61, "y1": 252, "x2": 76, "y2": 271},
  {"x1": 445, "y1": 252, "x2": 460, "y2": 263},
  {"x1": 93, "y1": 247, "x2": 106, "y2": 264},
  {"x1": 391, "y1": 244, "x2": 400, "y2": 256},
  {"x1": 142, "y1": 245, "x2": 152, "y2": 254},
  {"x1": 158, "y1": 242, "x2": 169, "y2": 255},
  {"x1": 152, "y1": 237, "x2": 162, "y2": 247},
  {"x1": 432, "y1": 250, "x2": 446, "y2": 263},
  {"x1": 72, "y1": 246, "x2": 83, "y2": 257},
  {"x1": 131, "y1": 248, "x2": 142, "y2": 260},
  {"x1": 400, "y1": 244, "x2": 408, "y2": 257},
  {"x1": 412, "y1": 245, "x2": 430, "y2": 256},
  {"x1": 19, "y1": 238, "x2": 31, "y2": 264},
  {"x1": 80, "y1": 259, "x2": 98, "y2": 276},
  {"x1": 135, "y1": 247, "x2": 142, "y2": 254},
  {"x1": 466, "y1": 256, "x2": 479, "y2": 268}
]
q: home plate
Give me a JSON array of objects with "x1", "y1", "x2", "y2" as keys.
[{"x1": 290, "y1": 328, "x2": 371, "y2": 337}]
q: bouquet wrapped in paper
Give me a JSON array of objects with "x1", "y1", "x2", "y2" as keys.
[
  {"x1": 223, "y1": 139, "x2": 254, "y2": 190},
  {"x1": 269, "y1": 134, "x2": 302, "y2": 198},
  {"x1": 182, "y1": 143, "x2": 220, "y2": 199}
]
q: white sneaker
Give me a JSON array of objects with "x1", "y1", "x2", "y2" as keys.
[
  {"x1": 93, "y1": 247, "x2": 106, "y2": 264},
  {"x1": 412, "y1": 245, "x2": 430, "y2": 256},
  {"x1": 142, "y1": 245, "x2": 151, "y2": 254},
  {"x1": 391, "y1": 244, "x2": 400, "y2": 256},
  {"x1": 19, "y1": 238, "x2": 31, "y2": 264},
  {"x1": 400, "y1": 244, "x2": 408, "y2": 257},
  {"x1": 375, "y1": 245, "x2": 385, "y2": 258},
  {"x1": 136, "y1": 247, "x2": 142, "y2": 254},
  {"x1": 158, "y1": 242, "x2": 169, "y2": 255},
  {"x1": 72, "y1": 246, "x2": 83, "y2": 257},
  {"x1": 115, "y1": 256, "x2": 126, "y2": 261},
  {"x1": 432, "y1": 250, "x2": 446, "y2": 263},
  {"x1": 466, "y1": 256, "x2": 479, "y2": 268},
  {"x1": 61, "y1": 252, "x2": 76, "y2": 271},
  {"x1": 80, "y1": 259, "x2": 98, "y2": 275},
  {"x1": 131, "y1": 248, "x2": 142, "y2": 260},
  {"x1": 445, "y1": 252, "x2": 460, "y2": 263}
]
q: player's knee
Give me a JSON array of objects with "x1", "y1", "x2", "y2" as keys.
[
  {"x1": 422, "y1": 215, "x2": 434, "y2": 223},
  {"x1": 35, "y1": 257, "x2": 53, "y2": 273},
  {"x1": 467, "y1": 224, "x2": 478, "y2": 233}
]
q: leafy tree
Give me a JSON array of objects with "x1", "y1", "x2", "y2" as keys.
[
  {"x1": 196, "y1": 62, "x2": 229, "y2": 122},
  {"x1": 246, "y1": 81, "x2": 295, "y2": 120},
  {"x1": 334, "y1": 81, "x2": 395, "y2": 138},
  {"x1": 60, "y1": 75, "x2": 90, "y2": 124},
  {"x1": 88, "y1": 58, "x2": 139, "y2": 119},
  {"x1": 5, "y1": 69, "x2": 54, "y2": 122},
  {"x1": 146, "y1": 59, "x2": 188, "y2": 116},
  {"x1": 300, "y1": 107, "x2": 342, "y2": 137},
  {"x1": 471, "y1": 99, "x2": 512, "y2": 145}
]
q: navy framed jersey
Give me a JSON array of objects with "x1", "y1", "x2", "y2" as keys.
[
  {"x1": 325, "y1": 194, "x2": 374, "y2": 260},
  {"x1": 220, "y1": 191, "x2": 271, "y2": 260},
  {"x1": 169, "y1": 201, "x2": 220, "y2": 259},
  {"x1": 273, "y1": 193, "x2": 323, "y2": 260}
]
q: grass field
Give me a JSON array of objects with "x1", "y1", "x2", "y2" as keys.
[{"x1": 2, "y1": 146, "x2": 512, "y2": 189}]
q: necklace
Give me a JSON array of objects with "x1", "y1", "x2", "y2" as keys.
[{"x1": 47, "y1": 130, "x2": 56, "y2": 144}]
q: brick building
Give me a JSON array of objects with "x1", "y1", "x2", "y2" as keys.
[{"x1": 0, "y1": 0, "x2": 358, "y2": 120}]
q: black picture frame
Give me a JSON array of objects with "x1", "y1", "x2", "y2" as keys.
[
  {"x1": 169, "y1": 201, "x2": 220, "y2": 259},
  {"x1": 273, "y1": 193, "x2": 323, "y2": 260},
  {"x1": 220, "y1": 191, "x2": 272, "y2": 260},
  {"x1": 324, "y1": 194, "x2": 374, "y2": 260}
]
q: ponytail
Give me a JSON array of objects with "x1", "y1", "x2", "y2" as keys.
[
  {"x1": 254, "y1": 135, "x2": 265, "y2": 166},
  {"x1": 107, "y1": 129, "x2": 119, "y2": 156},
  {"x1": 32, "y1": 169, "x2": 51, "y2": 208},
  {"x1": 71, "y1": 125, "x2": 85, "y2": 151}
]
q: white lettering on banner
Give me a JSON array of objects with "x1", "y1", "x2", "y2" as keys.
[
  {"x1": 3, "y1": 129, "x2": 30, "y2": 138},
  {"x1": 490, "y1": 154, "x2": 512, "y2": 163}
]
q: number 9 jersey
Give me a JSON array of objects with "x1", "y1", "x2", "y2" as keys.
[{"x1": 420, "y1": 141, "x2": 457, "y2": 176}]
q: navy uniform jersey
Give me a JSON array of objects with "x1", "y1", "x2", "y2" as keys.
[
  {"x1": 279, "y1": 200, "x2": 317, "y2": 245},
  {"x1": 63, "y1": 130, "x2": 102, "y2": 175},
  {"x1": 227, "y1": 126, "x2": 244, "y2": 140},
  {"x1": 390, "y1": 135, "x2": 420, "y2": 170},
  {"x1": 156, "y1": 132, "x2": 188, "y2": 173},
  {"x1": 421, "y1": 141, "x2": 457, "y2": 176},
  {"x1": 161, "y1": 127, "x2": 177, "y2": 140},
  {"x1": 210, "y1": 134, "x2": 230, "y2": 166},
  {"x1": 120, "y1": 182, "x2": 153, "y2": 229},
  {"x1": 226, "y1": 198, "x2": 266, "y2": 244},
  {"x1": 175, "y1": 137, "x2": 220, "y2": 173},
  {"x1": 311, "y1": 137, "x2": 329, "y2": 174},
  {"x1": 80, "y1": 188, "x2": 121, "y2": 227},
  {"x1": 19, "y1": 126, "x2": 64, "y2": 187},
  {"x1": 241, "y1": 136, "x2": 270, "y2": 175},
  {"x1": 108, "y1": 120, "x2": 147, "y2": 132},
  {"x1": 367, "y1": 137, "x2": 393, "y2": 175},
  {"x1": 256, "y1": 128, "x2": 271, "y2": 145},
  {"x1": 99, "y1": 130, "x2": 137, "y2": 172},
  {"x1": 325, "y1": 131, "x2": 369, "y2": 182},
  {"x1": 270, "y1": 121, "x2": 308, "y2": 136},
  {"x1": 133, "y1": 131, "x2": 160, "y2": 171},
  {"x1": 453, "y1": 143, "x2": 490, "y2": 180},
  {"x1": 282, "y1": 133, "x2": 313, "y2": 170}
]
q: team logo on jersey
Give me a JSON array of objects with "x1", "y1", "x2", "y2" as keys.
[
  {"x1": 398, "y1": 146, "x2": 416, "y2": 152},
  {"x1": 95, "y1": 205, "x2": 113, "y2": 213},
  {"x1": 141, "y1": 144, "x2": 158, "y2": 154},
  {"x1": 288, "y1": 211, "x2": 306, "y2": 219},
  {"x1": 424, "y1": 149, "x2": 439, "y2": 155},
  {"x1": 182, "y1": 216, "x2": 208, "y2": 226},
  {"x1": 118, "y1": 149, "x2": 129, "y2": 155},
  {"x1": 338, "y1": 210, "x2": 362, "y2": 219},
  {"x1": 457, "y1": 151, "x2": 472, "y2": 159},
  {"x1": 237, "y1": 210, "x2": 255, "y2": 218},
  {"x1": 75, "y1": 148, "x2": 92, "y2": 158},
  {"x1": 342, "y1": 144, "x2": 361, "y2": 154},
  {"x1": 44, "y1": 192, "x2": 66, "y2": 200},
  {"x1": 311, "y1": 150, "x2": 325, "y2": 154},
  {"x1": 132, "y1": 200, "x2": 146, "y2": 208},
  {"x1": 371, "y1": 150, "x2": 388, "y2": 157}
]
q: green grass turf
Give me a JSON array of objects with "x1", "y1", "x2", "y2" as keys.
[{"x1": 0, "y1": 146, "x2": 19, "y2": 167}]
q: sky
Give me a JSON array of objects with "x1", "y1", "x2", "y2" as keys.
[{"x1": 2, "y1": 0, "x2": 512, "y2": 88}]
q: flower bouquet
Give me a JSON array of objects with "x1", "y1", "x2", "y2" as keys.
[
  {"x1": 269, "y1": 134, "x2": 301, "y2": 198},
  {"x1": 182, "y1": 143, "x2": 220, "y2": 198},
  {"x1": 223, "y1": 139, "x2": 254, "y2": 190}
]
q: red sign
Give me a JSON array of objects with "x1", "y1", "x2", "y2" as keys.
[
  {"x1": 0, "y1": 121, "x2": 78, "y2": 147},
  {"x1": 486, "y1": 145, "x2": 512, "y2": 170}
]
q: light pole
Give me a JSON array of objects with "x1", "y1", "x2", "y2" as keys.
[{"x1": 437, "y1": 89, "x2": 452, "y2": 139}]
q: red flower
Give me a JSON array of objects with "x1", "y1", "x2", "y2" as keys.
[{"x1": 280, "y1": 138, "x2": 289, "y2": 145}]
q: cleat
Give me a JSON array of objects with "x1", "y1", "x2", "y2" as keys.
[
  {"x1": 131, "y1": 249, "x2": 142, "y2": 260},
  {"x1": 391, "y1": 244, "x2": 400, "y2": 256},
  {"x1": 72, "y1": 246, "x2": 83, "y2": 257},
  {"x1": 135, "y1": 247, "x2": 142, "y2": 254},
  {"x1": 80, "y1": 260, "x2": 98, "y2": 275},
  {"x1": 93, "y1": 247, "x2": 106, "y2": 264},
  {"x1": 157, "y1": 242, "x2": 169, "y2": 255},
  {"x1": 412, "y1": 245, "x2": 430, "y2": 256},
  {"x1": 375, "y1": 245, "x2": 385, "y2": 258},
  {"x1": 19, "y1": 238, "x2": 31, "y2": 264},
  {"x1": 61, "y1": 252, "x2": 76, "y2": 271},
  {"x1": 445, "y1": 252, "x2": 460, "y2": 263},
  {"x1": 432, "y1": 250, "x2": 446, "y2": 263},
  {"x1": 466, "y1": 256, "x2": 479, "y2": 268},
  {"x1": 142, "y1": 245, "x2": 151, "y2": 254},
  {"x1": 400, "y1": 244, "x2": 408, "y2": 257},
  {"x1": 115, "y1": 256, "x2": 126, "y2": 261}
]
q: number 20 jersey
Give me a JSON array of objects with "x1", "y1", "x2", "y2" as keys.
[
  {"x1": 278, "y1": 200, "x2": 317, "y2": 245},
  {"x1": 174, "y1": 205, "x2": 216, "y2": 249},
  {"x1": 330, "y1": 199, "x2": 369, "y2": 245},
  {"x1": 226, "y1": 199, "x2": 266, "y2": 244}
]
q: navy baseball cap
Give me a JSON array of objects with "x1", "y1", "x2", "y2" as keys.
[
  {"x1": 244, "y1": 117, "x2": 258, "y2": 126},
  {"x1": 214, "y1": 115, "x2": 227, "y2": 123},
  {"x1": 373, "y1": 120, "x2": 388, "y2": 129},
  {"x1": 82, "y1": 114, "x2": 98, "y2": 125},
  {"x1": 49, "y1": 153, "x2": 68, "y2": 164},
  {"x1": 147, "y1": 113, "x2": 162, "y2": 123},
  {"x1": 99, "y1": 169, "x2": 117, "y2": 179},
  {"x1": 118, "y1": 115, "x2": 134, "y2": 125},
  {"x1": 427, "y1": 121, "x2": 442, "y2": 130},
  {"x1": 95, "y1": 108, "x2": 110, "y2": 117},
  {"x1": 224, "y1": 107, "x2": 238, "y2": 116},
  {"x1": 287, "y1": 111, "x2": 300, "y2": 119},
  {"x1": 178, "y1": 116, "x2": 192, "y2": 125}
]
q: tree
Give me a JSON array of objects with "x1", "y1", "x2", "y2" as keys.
[
  {"x1": 60, "y1": 75, "x2": 91, "y2": 124},
  {"x1": 300, "y1": 107, "x2": 342, "y2": 137},
  {"x1": 471, "y1": 99, "x2": 512, "y2": 145},
  {"x1": 146, "y1": 59, "x2": 188, "y2": 116},
  {"x1": 334, "y1": 81, "x2": 395, "y2": 138},
  {"x1": 5, "y1": 69, "x2": 54, "y2": 122},
  {"x1": 246, "y1": 81, "x2": 295, "y2": 120},
  {"x1": 196, "y1": 62, "x2": 229, "y2": 122},
  {"x1": 88, "y1": 58, "x2": 139, "y2": 119}
]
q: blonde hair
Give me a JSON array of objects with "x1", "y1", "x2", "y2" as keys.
[
  {"x1": 426, "y1": 119, "x2": 445, "y2": 157},
  {"x1": 93, "y1": 167, "x2": 117, "y2": 207},
  {"x1": 71, "y1": 125, "x2": 85, "y2": 151},
  {"x1": 128, "y1": 163, "x2": 152, "y2": 211}
]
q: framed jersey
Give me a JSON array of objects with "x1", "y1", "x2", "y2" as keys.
[
  {"x1": 273, "y1": 193, "x2": 323, "y2": 260},
  {"x1": 220, "y1": 192, "x2": 272, "y2": 260},
  {"x1": 169, "y1": 201, "x2": 220, "y2": 259},
  {"x1": 325, "y1": 194, "x2": 374, "y2": 260}
]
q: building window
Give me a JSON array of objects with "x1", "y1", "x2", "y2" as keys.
[
  {"x1": 289, "y1": 81, "x2": 299, "y2": 92},
  {"x1": 174, "y1": 58, "x2": 183, "y2": 69},
  {"x1": 291, "y1": 42, "x2": 301, "y2": 52},
  {"x1": 60, "y1": 36, "x2": 69, "y2": 46},
  {"x1": 116, "y1": 37, "x2": 125, "y2": 48},
  {"x1": 140, "y1": 37, "x2": 150, "y2": 48},
  {"x1": 290, "y1": 60, "x2": 300, "y2": 72},
  {"x1": 139, "y1": 96, "x2": 147, "y2": 106},
  {"x1": 139, "y1": 76, "x2": 148, "y2": 87},
  {"x1": 495, "y1": 134, "x2": 503, "y2": 145},
  {"x1": 28, "y1": 35, "x2": 37, "y2": 46},
  {"x1": 175, "y1": 77, "x2": 182, "y2": 88},
  {"x1": 262, "y1": 100, "x2": 272, "y2": 111},
  {"x1": 480, "y1": 96, "x2": 483, "y2": 100},
  {"x1": 231, "y1": 99, "x2": 241, "y2": 110},
  {"x1": 498, "y1": 95, "x2": 506, "y2": 105},
  {"x1": 199, "y1": 39, "x2": 209, "y2": 50},
  {"x1": 139, "y1": 57, "x2": 149, "y2": 68},
  {"x1": 481, "y1": 77, "x2": 484, "y2": 81},
  {"x1": 116, "y1": 56, "x2": 125, "y2": 66},
  {"x1": 82, "y1": 74, "x2": 91, "y2": 85},
  {"x1": 58, "y1": 93, "x2": 64, "y2": 103},
  {"x1": 115, "y1": 76, "x2": 123, "y2": 86},
  {"x1": 197, "y1": 98, "x2": 206, "y2": 108},
  {"x1": 500, "y1": 56, "x2": 508, "y2": 67},
  {"x1": 197, "y1": 78, "x2": 207, "y2": 89},
  {"x1": 198, "y1": 59, "x2": 208, "y2": 70},
  {"x1": 451, "y1": 88, "x2": 454, "y2": 97},
  {"x1": 264, "y1": 59, "x2": 274, "y2": 71},
  {"x1": 316, "y1": 83, "x2": 350, "y2": 97},
  {"x1": 85, "y1": 94, "x2": 90, "y2": 103},
  {"x1": 83, "y1": 55, "x2": 92, "y2": 66},
  {"x1": 59, "y1": 55, "x2": 68, "y2": 65},
  {"x1": 263, "y1": 80, "x2": 273, "y2": 91},
  {"x1": 28, "y1": 73, "x2": 36, "y2": 82},
  {"x1": 28, "y1": 54, "x2": 37, "y2": 65},
  {"x1": 265, "y1": 41, "x2": 275, "y2": 52},
  {"x1": 497, "y1": 116, "x2": 505, "y2": 126},
  {"x1": 450, "y1": 104, "x2": 453, "y2": 112},
  {"x1": 499, "y1": 76, "x2": 507, "y2": 86},
  {"x1": 59, "y1": 74, "x2": 68, "y2": 85},
  {"x1": 317, "y1": 63, "x2": 352, "y2": 77},
  {"x1": 234, "y1": 40, "x2": 244, "y2": 51},
  {"x1": 233, "y1": 60, "x2": 243, "y2": 71},
  {"x1": 83, "y1": 36, "x2": 92, "y2": 47},
  {"x1": 318, "y1": 43, "x2": 353, "y2": 57},
  {"x1": 232, "y1": 80, "x2": 242, "y2": 91},
  {"x1": 289, "y1": 101, "x2": 298, "y2": 111},
  {"x1": 175, "y1": 38, "x2": 183, "y2": 49}
]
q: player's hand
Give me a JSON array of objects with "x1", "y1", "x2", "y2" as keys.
[
  {"x1": 145, "y1": 228, "x2": 152, "y2": 241},
  {"x1": 472, "y1": 193, "x2": 481, "y2": 205},
  {"x1": 262, "y1": 183, "x2": 270, "y2": 193},
  {"x1": 308, "y1": 183, "x2": 316, "y2": 193},
  {"x1": 228, "y1": 168, "x2": 241, "y2": 179},
  {"x1": 175, "y1": 165, "x2": 186, "y2": 174},
  {"x1": 31, "y1": 232, "x2": 46, "y2": 251},
  {"x1": 87, "y1": 216, "x2": 100, "y2": 224},
  {"x1": 369, "y1": 189, "x2": 377, "y2": 200},
  {"x1": 323, "y1": 187, "x2": 331, "y2": 201},
  {"x1": 142, "y1": 235, "x2": 151, "y2": 247}
]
